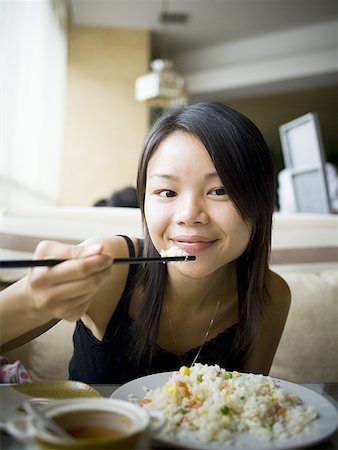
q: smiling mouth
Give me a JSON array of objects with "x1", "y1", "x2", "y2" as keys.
[{"x1": 171, "y1": 237, "x2": 216, "y2": 253}]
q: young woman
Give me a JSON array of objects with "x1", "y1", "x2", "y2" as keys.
[{"x1": 0, "y1": 103, "x2": 290, "y2": 384}]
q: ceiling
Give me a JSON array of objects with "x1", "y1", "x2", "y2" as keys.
[
  {"x1": 69, "y1": 0, "x2": 338, "y2": 57},
  {"x1": 68, "y1": 0, "x2": 338, "y2": 101}
]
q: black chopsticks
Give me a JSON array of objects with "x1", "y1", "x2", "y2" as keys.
[{"x1": 0, "y1": 255, "x2": 196, "y2": 268}]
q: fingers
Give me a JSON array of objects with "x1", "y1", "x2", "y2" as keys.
[
  {"x1": 30, "y1": 241, "x2": 112, "y2": 284},
  {"x1": 33, "y1": 240, "x2": 105, "y2": 260},
  {"x1": 26, "y1": 240, "x2": 113, "y2": 321},
  {"x1": 30, "y1": 263, "x2": 112, "y2": 299},
  {"x1": 31, "y1": 266, "x2": 112, "y2": 320}
]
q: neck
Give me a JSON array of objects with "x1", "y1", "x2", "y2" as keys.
[{"x1": 165, "y1": 262, "x2": 236, "y2": 311}]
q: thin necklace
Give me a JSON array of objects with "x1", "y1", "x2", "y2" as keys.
[{"x1": 164, "y1": 292, "x2": 222, "y2": 367}]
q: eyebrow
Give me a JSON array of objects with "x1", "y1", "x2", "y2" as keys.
[
  {"x1": 149, "y1": 172, "x2": 220, "y2": 180},
  {"x1": 149, "y1": 174, "x2": 178, "y2": 180}
]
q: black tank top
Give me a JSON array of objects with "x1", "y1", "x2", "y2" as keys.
[{"x1": 69, "y1": 236, "x2": 244, "y2": 384}]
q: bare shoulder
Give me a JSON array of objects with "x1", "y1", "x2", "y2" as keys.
[
  {"x1": 241, "y1": 270, "x2": 291, "y2": 375},
  {"x1": 267, "y1": 269, "x2": 291, "y2": 314}
]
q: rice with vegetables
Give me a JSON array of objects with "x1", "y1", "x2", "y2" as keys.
[{"x1": 137, "y1": 364, "x2": 317, "y2": 445}]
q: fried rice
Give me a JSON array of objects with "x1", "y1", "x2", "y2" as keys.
[{"x1": 136, "y1": 364, "x2": 318, "y2": 445}]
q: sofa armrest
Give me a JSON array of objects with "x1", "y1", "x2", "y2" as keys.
[{"x1": 0, "y1": 206, "x2": 143, "y2": 282}]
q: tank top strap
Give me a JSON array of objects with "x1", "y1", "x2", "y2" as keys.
[
  {"x1": 103, "y1": 235, "x2": 140, "y2": 340},
  {"x1": 137, "y1": 237, "x2": 144, "y2": 255},
  {"x1": 117, "y1": 234, "x2": 136, "y2": 257}
]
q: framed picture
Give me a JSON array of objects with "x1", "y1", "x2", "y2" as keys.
[{"x1": 279, "y1": 112, "x2": 331, "y2": 213}]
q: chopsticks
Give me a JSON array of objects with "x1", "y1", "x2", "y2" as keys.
[{"x1": 0, "y1": 255, "x2": 196, "y2": 268}]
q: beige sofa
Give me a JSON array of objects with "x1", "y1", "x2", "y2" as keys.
[{"x1": 1, "y1": 206, "x2": 337, "y2": 383}]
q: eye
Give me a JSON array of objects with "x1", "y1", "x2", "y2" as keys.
[
  {"x1": 158, "y1": 190, "x2": 177, "y2": 198},
  {"x1": 209, "y1": 187, "x2": 227, "y2": 196}
]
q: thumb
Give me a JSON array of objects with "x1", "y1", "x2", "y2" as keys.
[
  {"x1": 72, "y1": 243, "x2": 104, "y2": 259},
  {"x1": 33, "y1": 241, "x2": 104, "y2": 260}
]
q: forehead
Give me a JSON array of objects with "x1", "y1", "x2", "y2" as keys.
[{"x1": 147, "y1": 132, "x2": 216, "y2": 176}]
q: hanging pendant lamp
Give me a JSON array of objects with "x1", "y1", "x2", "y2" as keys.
[{"x1": 135, "y1": 1, "x2": 188, "y2": 108}]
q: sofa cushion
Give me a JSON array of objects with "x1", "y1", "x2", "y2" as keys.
[
  {"x1": 270, "y1": 268, "x2": 338, "y2": 382},
  {"x1": 5, "y1": 320, "x2": 75, "y2": 381}
]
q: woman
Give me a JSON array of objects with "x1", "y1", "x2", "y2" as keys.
[{"x1": 0, "y1": 103, "x2": 290, "y2": 384}]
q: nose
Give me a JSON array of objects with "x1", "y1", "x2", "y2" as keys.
[{"x1": 175, "y1": 194, "x2": 209, "y2": 225}]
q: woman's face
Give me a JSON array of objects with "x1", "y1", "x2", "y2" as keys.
[{"x1": 144, "y1": 131, "x2": 252, "y2": 278}]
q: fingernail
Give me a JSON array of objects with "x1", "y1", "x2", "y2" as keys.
[{"x1": 83, "y1": 244, "x2": 102, "y2": 256}]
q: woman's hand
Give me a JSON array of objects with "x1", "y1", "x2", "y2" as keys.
[{"x1": 25, "y1": 240, "x2": 113, "y2": 322}]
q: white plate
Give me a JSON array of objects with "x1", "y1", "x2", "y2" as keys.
[{"x1": 111, "y1": 371, "x2": 338, "y2": 450}]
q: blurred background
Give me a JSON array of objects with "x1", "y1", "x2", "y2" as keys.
[{"x1": 0, "y1": 0, "x2": 337, "y2": 209}]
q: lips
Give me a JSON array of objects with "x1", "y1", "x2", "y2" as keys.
[{"x1": 171, "y1": 236, "x2": 216, "y2": 253}]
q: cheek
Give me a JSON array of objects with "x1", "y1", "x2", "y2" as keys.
[
  {"x1": 144, "y1": 196, "x2": 158, "y2": 227},
  {"x1": 222, "y1": 207, "x2": 252, "y2": 249},
  {"x1": 144, "y1": 197, "x2": 167, "y2": 242}
]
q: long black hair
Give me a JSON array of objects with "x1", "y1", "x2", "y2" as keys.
[{"x1": 131, "y1": 102, "x2": 275, "y2": 363}]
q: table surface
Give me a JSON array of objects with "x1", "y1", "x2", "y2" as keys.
[{"x1": 1, "y1": 382, "x2": 338, "y2": 449}]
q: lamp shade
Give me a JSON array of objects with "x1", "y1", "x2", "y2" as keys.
[{"x1": 135, "y1": 59, "x2": 187, "y2": 107}]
